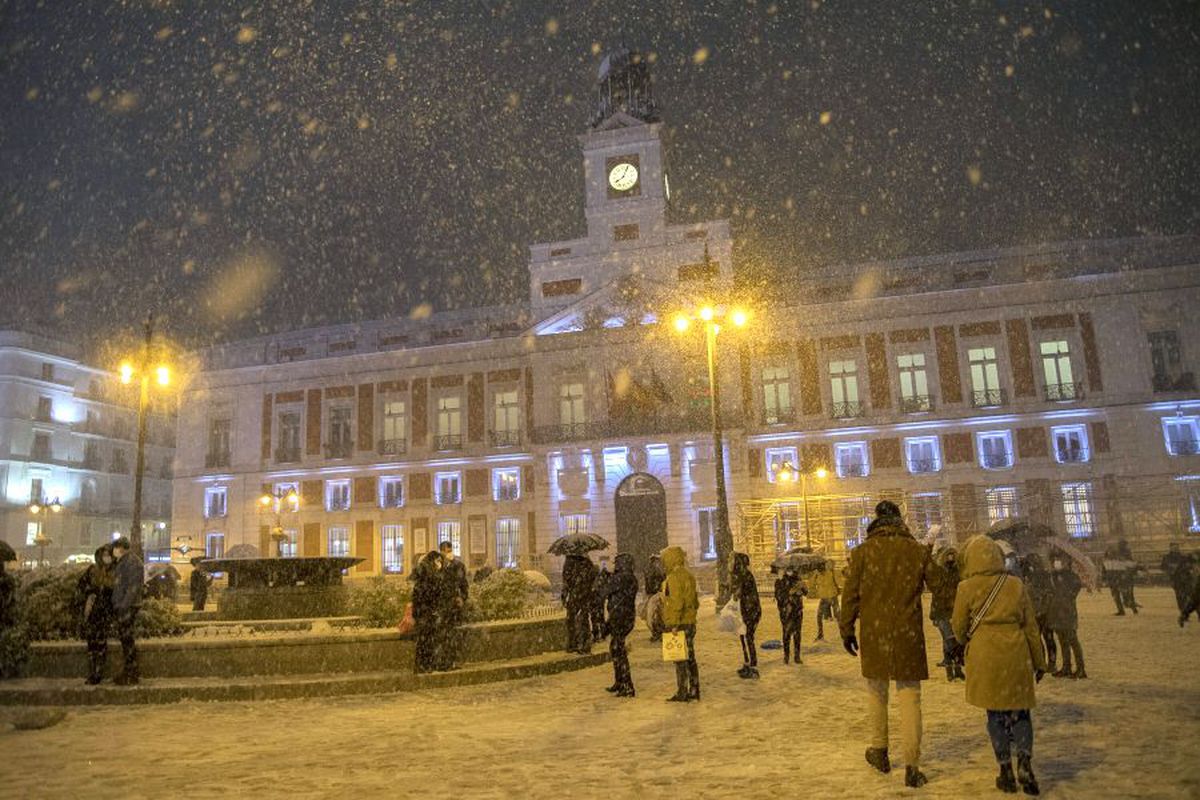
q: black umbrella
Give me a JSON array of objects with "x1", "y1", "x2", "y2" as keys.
[
  {"x1": 770, "y1": 547, "x2": 829, "y2": 573},
  {"x1": 0, "y1": 540, "x2": 16, "y2": 562},
  {"x1": 547, "y1": 533, "x2": 610, "y2": 556},
  {"x1": 986, "y1": 517, "x2": 1055, "y2": 557}
]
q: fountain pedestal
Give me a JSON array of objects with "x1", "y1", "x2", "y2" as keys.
[{"x1": 199, "y1": 556, "x2": 364, "y2": 620}]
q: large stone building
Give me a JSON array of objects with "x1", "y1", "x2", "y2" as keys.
[
  {"x1": 172, "y1": 53, "x2": 1200, "y2": 582},
  {"x1": 0, "y1": 330, "x2": 176, "y2": 566}
]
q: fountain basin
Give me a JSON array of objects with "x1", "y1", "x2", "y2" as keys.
[{"x1": 200, "y1": 556, "x2": 363, "y2": 620}]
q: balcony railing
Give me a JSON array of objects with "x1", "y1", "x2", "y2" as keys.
[
  {"x1": 1168, "y1": 439, "x2": 1200, "y2": 456},
  {"x1": 981, "y1": 451, "x2": 1013, "y2": 469},
  {"x1": 325, "y1": 441, "x2": 354, "y2": 459},
  {"x1": 274, "y1": 447, "x2": 301, "y2": 463},
  {"x1": 1055, "y1": 447, "x2": 1090, "y2": 464},
  {"x1": 899, "y1": 395, "x2": 933, "y2": 413},
  {"x1": 378, "y1": 438, "x2": 408, "y2": 456},
  {"x1": 971, "y1": 388, "x2": 1007, "y2": 408},
  {"x1": 433, "y1": 433, "x2": 464, "y2": 452},
  {"x1": 907, "y1": 458, "x2": 940, "y2": 474},
  {"x1": 761, "y1": 406, "x2": 797, "y2": 426},
  {"x1": 490, "y1": 429, "x2": 521, "y2": 447},
  {"x1": 1153, "y1": 372, "x2": 1197, "y2": 393},
  {"x1": 530, "y1": 409, "x2": 743, "y2": 445},
  {"x1": 1045, "y1": 382, "x2": 1082, "y2": 402},
  {"x1": 830, "y1": 400, "x2": 864, "y2": 420},
  {"x1": 837, "y1": 462, "x2": 868, "y2": 478},
  {"x1": 205, "y1": 451, "x2": 231, "y2": 469}
]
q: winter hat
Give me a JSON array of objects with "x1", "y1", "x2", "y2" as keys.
[
  {"x1": 112, "y1": 536, "x2": 132, "y2": 551},
  {"x1": 874, "y1": 500, "x2": 901, "y2": 519}
]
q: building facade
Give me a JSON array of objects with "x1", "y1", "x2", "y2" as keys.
[
  {"x1": 172, "y1": 54, "x2": 1200, "y2": 581},
  {"x1": 0, "y1": 330, "x2": 176, "y2": 566}
]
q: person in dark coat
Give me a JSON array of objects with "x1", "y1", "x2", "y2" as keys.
[
  {"x1": 110, "y1": 536, "x2": 144, "y2": 685},
  {"x1": 1021, "y1": 554, "x2": 1057, "y2": 674},
  {"x1": 473, "y1": 565, "x2": 494, "y2": 584},
  {"x1": 1161, "y1": 543, "x2": 1196, "y2": 619},
  {"x1": 730, "y1": 552, "x2": 762, "y2": 678},
  {"x1": 773, "y1": 566, "x2": 805, "y2": 665},
  {"x1": 1180, "y1": 571, "x2": 1200, "y2": 628},
  {"x1": 1047, "y1": 556, "x2": 1087, "y2": 679},
  {"x1": 591, "y1": 563, "x2": 611, "y2": 642},
  {"x1": 437, "y1": 541, "x2": 469, "y2": 670},
  {"x1": 412, "y1": 551, "x2": 444, "y2": 674},
  {"x1": 1102, "y1": 541, "x2": 1140, "y2": 616},
  {"x1": 929, "y1": 546, "x2": 964, "y2": 682},
  {"x1": 0, "y1": 559, "x2": 16, "y2": 630},
  {"x1": 188, "y1": 558, "x2": 212, "y2": 612},
  {"x1": 601, "y1": 553, "x2": 639, "y2": 697},
  {"x1": 839, "y1": 501, "x2": 938, "y2": 789},
  {"x1": 78, "y1": 544, "x2": 115, "y2": 684},
  {"x1": 561, "y1": 553, "x2": 598, "y2": 654},
  {"x1": 644, "y1": 553, "x2": 666, "y2": 642}
]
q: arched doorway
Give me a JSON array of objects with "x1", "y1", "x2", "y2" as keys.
[{"x1": 614, "y1": 472, "x2": 668, "y2": 576}]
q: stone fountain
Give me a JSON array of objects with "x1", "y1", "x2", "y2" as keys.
[{"x1": 199, "y1": 555, "x2": 363, "y2": 620}]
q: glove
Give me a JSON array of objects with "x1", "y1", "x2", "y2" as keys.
[
  {"x1": 949, "y1": 642, "x2": 965, "y2": 666},
  {"x1": 1035, "y1": 669, "x2": 1045, "y2": 683},
  {"x1": 842, "y1": 634, "x2": 859, "y2": 657}
]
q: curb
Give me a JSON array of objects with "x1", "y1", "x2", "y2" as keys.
[{"x1": 0, "y1": 651, "x2": 609, "y2": 707}]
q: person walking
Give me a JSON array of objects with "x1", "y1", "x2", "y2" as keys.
[
  {"x1": 188, "y1": 557, "x2": 211, "y2": 612},
  {"x1": 438, "y1": 541, "x2": 469, "y2": 669},
  {"x1": 644, "y1": 553, "x2": 666, "y2": 643},
  {"x1": 811, "y1": 561, "x2": 839, "y2": 641},
  {"x1": 412, "y1": 551, "x2": 444, "y2": 674},
  {"x1": 591, "y1": 561, "x2": 611, "y2": 643},
  {"x1": 1161, "y1": 543, "x2": 1196, "y2": 620},
  {"x1": 602, "y1": 553, "x2": 639, "y2": 697},
  {"x1": 1021, "y1": 554, "x2": 1057, "y2": 675},
  {"x1": 661, "y1": 545, "x2": 700, "y2": 702},
  {"x1": 562, "y1": 553, "x2": 598, "y2": 654},
  {"x1": 839, "y1": 500, "x2": 937, "y2": 789},
  {"x1": 78, "y1": 544, "x2": 115, "y2": 685},
  {"x1": 1047, "y1": 555, "x2": 1087, "y2": 679},
  {"x1": 731, "y1": 552, "x2": 762, "y2": 679},
  {"x1": 929, "y1": 546, "x2": 964, "y2": 682},
  {"x1": 773, "y1": 566, "x2": 806, "y2": 665},
  {"x1": 952, "y1": 535, "x2": 1048, "y2": 796},
  {"x1": 109, "y1": 537, "x2": 144, "y2": 686}
]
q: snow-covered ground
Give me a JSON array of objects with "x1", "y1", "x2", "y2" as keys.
[{"x1": 2, "y1": 587, "x2": 1197, "y2": 800}]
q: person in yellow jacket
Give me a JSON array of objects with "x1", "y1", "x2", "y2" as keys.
[
  {"x1": 660, "y1": 545, "x2": 700, "y2": 702},
  {"x1": 811, "y1": 560, "x2": 840, "y2": 641},
  {"x1": 952, "y1": 536, "x2": 1049, "y2": 796}
]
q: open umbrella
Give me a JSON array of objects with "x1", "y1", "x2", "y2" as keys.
[
  {"x1": 770, "y1": 547, "x2": 828, "y2": 573},
  {"x1": 547, "y1": 533, "x2": 610, "y2": 556},
  {"x1": 146, "y1": 563, "x2": 181, "y2": 581},
  {"x1": 987, "y1": 517, "x2": 1056, "y2": 557},
  {"x1": 1047, "y1": 538, "x2": 1100, "y2": 591},
  {"x1": 0, "y1": 540, "x2": 16, "y2": 563}
]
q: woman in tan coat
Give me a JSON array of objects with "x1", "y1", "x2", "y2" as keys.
[{"x1": 952, "y1": 536, "x2": 1048, "y2": 796}]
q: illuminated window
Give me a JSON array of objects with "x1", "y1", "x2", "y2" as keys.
[
  {"x1": 698, "y1": 507, "x2": 718, "y2": 561},
  {"x1": 762, "y1": 366, "x2": 793, "y2": 423},
  {"x1": 1061, "y1": 482, "x2": 1095, "y2": 538},
  {"x1": 327, "y1": 525, "x2": 350, "y2": 557},
  {"x1": 560, "y1": 513, "x2": 589, "y2": 536},
  {"x1": 205, "y1": 531, "x2": 225, "y2": 559},
  {"x1": 560, "y1": 382, "x2": 586, "y2": 427},
  {"x1": 1052, "y1": 425, "x2": 1089, "y2": 463},
  {"x1": 381, "y1": 524, "x2": 404, "y2": 573},
  {"x1": 775, "y1": 503, "x2": 801, "y2": 549},
  {"x1": 326, "y1": 480, "x2": 351, "y2": 511},
  {"x1": 496, "y1": 517, "x2": 521, "y2": 568},
  {"x1": 898, "y1": 353, "x2": 931, "y2": 411},
  {"x1": 835, "y1": 442, "x2": 869, "y2": 478},
  {"x1": 977, "y1": 430, "x2": 1013, "y2": 470},
  {"x1": 764, "y1": 447, "x2": 798, "y2": 482},
  {"x1": 435, "y1": 472, "x2": 461, "y2": 505},
  {"x1": 380, "y1": 476, "x2": 405, "y2": 508},
  {"x1": 905, "y1": 437, "x2": 941, "y2": 474},
  {"x1": 1163, "y1": 417, "x2": 1200, "y2": 456},
  {"x1": 436, "y1": 520, "x2": 462, "y2": 556},
  {"x1": 985, "y1": 487, "x2": 1018, "y2": 525},
  {"x1": 493, "y1": 468, "x2": 520, "y2": 502},
  {"x1": 204, "y1": 487, "x2": 228, "y2": 519}
]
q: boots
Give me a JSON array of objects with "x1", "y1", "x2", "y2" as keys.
[
  {"x1": 85, "y1": 651, "x2": 104, "y2": 685},
  {"x1": 953, "y1": 663, "x2": 966, "y2": 681},
  {"x1": 865, "y1": 747, "x2": 891, "y2": 774},
  {"x1": 996, "y1": 762, "x2": 1018, "y2": 793},
  {"x1": 1017, "y1": 755, "x2": 1040, "y2": 795},
  {"x1": 944, "y1": 664, "x2": 955, "y2": 682},
  {"x1": 904, "y1": 765, "x2": 928, "y2": 788}
]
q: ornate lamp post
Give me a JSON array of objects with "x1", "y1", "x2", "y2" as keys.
[
  {"x1": 28, "y1": 496, "x2": 62, "y2": 566},
  {"x1": 259, "y1": 487, "x2": 300, "y2": 557},
  {"x1": 672, "y1": 304, "x2": 750, "y2": 605},
  {"x1": 773, "y1": 461, "x2": 828, "y2": 550}
]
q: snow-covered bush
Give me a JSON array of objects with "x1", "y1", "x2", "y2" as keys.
[
  {"x1": 346, "y1": 576, "x2": 410, "y2": 627},
  {"x1": 469, "y1": 569, "x2": 551, "y2": 622},
  {"x1": 134, "y1": 597, "x2": 184, "y2": 639},
  {"x1": 0, "y1": 622, "x2": 31, "y2": 678},
  {"x1": 17, "y1": 565, "x2": 85, "y2": 641}
]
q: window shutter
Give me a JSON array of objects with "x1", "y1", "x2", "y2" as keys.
[
  {"x1": 748, "y1": 448, "x2": 762, "y2": 477},
  {"x1": 800, "y1": 443, "x2": 831, "y2": 473},
  {"x1": 355, "y1": 520, "x2": 374, "y2": 572},
  {"x1": 467, "y1": 372, "x2": 485, "y2": 443},
  {"x1": 796, "y1": 339, "x2": 822, "y2": 415},
  {"x1": 305, "y1": 388, "x2": 323, "y2": 455},
  {"x1": 1079, "y1": 313, "x2": 1103, "y2": 391},
  {"x1": 739, "y1": 345, "x2": 754, "y2": 418},
  {"x1": 870, "y1": 438, "x2": 902, "y2": 469},
  {"x1": 866, "y1": 333, "x2": 891, "y2": 410},
  {"x1": 522, "y1": 464, "x2": 535, "y2": 495},
  {"x1": 1006, "y1": 319, "x2": 1036, "y2": 398},
  {"x1": 409, "y1": 472, "x2": 431, "y2": 502},
  {"x1": 261, "y1": 393, "x2": 273, "y2": 460},
  {"x1": 949, "y1": 484, "x2": 979, "y2": 537},
  {"x1": 411, "y1": 378, "x2": 428, "y2": 446},
  {"x1": 465, "y1": 468, "x2": 489, "y2": 497},
  {"x1": 934, "y1": 326, "x2": 962, "y2": 404},
  {"x1": 357, "y1": 383, "x2": 375, "y2": 451},
  {"x1": 259, "y1": 525, "x2": 271, "y2": 557},
  {"x1": 302, "y1": 522, "x2": 321, "y2": 557},
  {"x1": 1090, "y1": 421, "x2": 1111, "y2": 453},
  {"x1": 301, "y1": 480, "x2": 323, "y2": 507},
  {"x1": 942, "y1": 432, "x2": 974, "y2": 464},
  {"x1": 353, "y1": 476, "x2": 376, "y2": 505},
  {"x1": 1016, "y1": 427, "x2": 1048, "y2": 458},
  {"x1": 526, "y1": 510, "x2": 537, "y2": 558},
  {"x1": 524, "y1": 367, "x2": 535, "y2": 435}
]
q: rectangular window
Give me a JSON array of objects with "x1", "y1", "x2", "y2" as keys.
[
  {"x1": 830, "y1": 360, "x2": 861, "y2": 417},
  {"x1": 1040, "y1": 340, "x2": 1077, "y2": 400},
  {"x1": 31, "y1": 432, "x2": 51, "y2": 461},
  {"x1": 380, "y1": 476, "x2": 405, "y2": 508},
  {"x1": 326, "y1": 480, "x2": 351, "y2": 511},
  {"x1": 1052, "y1": 425, "x2": 1090, "y2": 463},
  {"x1": 29, "y1": 477, "x2": 44, "y2": 504},
  {"x1": 36, "y1": 395, "x2": 52, "y2": 421},
  {"x1": 207, "y1": 418, "x2": 231, "y2": 467},
  {"x1": 560, "y1": 513, "x2": 590, "y2": 537},
  {"x1": 697, "y1": 507, "x2": 718, "y2": 561},
  {"x1": 897, "y1": 353, "x2": 931, "y2": 412},
  {"x1": 41, "y1": 362, "x2": 54, "y2": 381},
  {"x1": 1163, "y1": 417, "x2": 1200, "y2": 456},
  {"x1": 436, "y1": 520, "x2": 462, "y2": 556},
  {"x1": 1185, "y1": 485, "x2": 1200, "y2": 534},
  {"x1": 835, "y1": 442, "x2": 869, "y2": 478},
  {"x1": 496, "y1": 517, "x2": 521, "y2": 568},
  {"x1": 111, "y1": 448, "x2": 129, "y2": 474},
  {"x1": 542, "y1": 278, "x2": 582, "y2": 298},
  {"x1": 977, "y1": 430, "x2": 1013, "y2": 469},
  {"x1": 327, "y1": 406, "x2": 353, "y2": 457},
  {"x1": 493, "y1": 467, "x2": 521, "y2": 502},
  {"x1": 761, "y1": 366, "x2": 793, "y2": 424},
  {"x1": 613, "y1": 223, "x2": 640, "y2": 241},
  {"x1": 204, "y1": 487, "x2": 228, "y2": 519},
  {"x1": 1061, "y1": 482, "x2": 1095, "y2": 538},
  {"x1": 774, "y1": 503, "x2": 802, "y2": 549},
  {"x1": 909, "y1": 492, "x2": 944, "y2": 536},
  {"x1": 205, "y1": 532, "x2": 225, "y2": 559},
  {"x1": 381, "y1": 400, "x2": 407, "y2": 455},
  {"x1": 381, "y1": 524, "x2": 405, "y2": 574},
  {"x1": 435, "y1": 471, "x2": 462, "y2": 505},
  {"x1": 985, "y1": 486, "x2": 1018, "y2": 525},
  {"x1": 492, "y1": 389, "x2": 520, "y2": 446},
  {"x1": 968, "y1": 347, "x2": 1004, "y2": 407},
  {"x1": 327, "y1": 525, "x2": 350, "y2": 557},
  {"x1": 1149, "y1": 330, "x2": 1185, "y2": 391},
  {"x1": 764, "y1": 446, "x2": 799, "y2": 482},
  {"x1": 277, "y1": 410, "x2": 302, "y2": 461},
  {"x1": 560, "y1": 381, "x2": 586, "y2": 431},
  {"x1": 905, "y1": 436, "x2": 941, "y2": 474},
  {"x1": 435, "y1": 396, "x2": 463, "y2": 450},
  {"x1": 279, "y1": 529, "x2": 298, "y2": 558},
  {"x1": 26, "y1": 521, "x2": 39, "y2": 546}
]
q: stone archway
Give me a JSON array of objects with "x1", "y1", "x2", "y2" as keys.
[{"x1": 614, "y1": 472, "x2": 668, "y2": 576}]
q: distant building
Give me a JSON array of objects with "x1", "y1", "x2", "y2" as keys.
[
  {"x1": 0, "y1": 330, "x2": 176, "y2": 566},
  {"x1": 171, "y1": 52, "x2": 1200, "y2": 581}
]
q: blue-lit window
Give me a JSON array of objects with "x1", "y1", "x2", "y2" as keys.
[
  {"x1": 1163, "y1": 417, "x2": 1200, "y2": 456},
  {"x1": 835, "y1": 442, "x2": 869, "y2": 478},
  {"x1": 977, "y1": 430, "x2": 1013, "y2": 470},
  {"x1": 1061, "y1": 482, "x2": 1095, "y2": 539},
  {"x1": 905, "y1": 437, "x2": 941, "y2": 474}
]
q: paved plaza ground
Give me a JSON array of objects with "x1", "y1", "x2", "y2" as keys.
[{"x1": 2, "y1": 587, "x2": 1197, "y2": 799}]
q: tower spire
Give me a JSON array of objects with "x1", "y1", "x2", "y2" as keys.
[{"x1": 591, "y1": 48, "x2": 659, "y2": 129}]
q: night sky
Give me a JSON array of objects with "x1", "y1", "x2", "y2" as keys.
[{"x1": 2, "y1": 1, "x2": 1198, "y2": 350}]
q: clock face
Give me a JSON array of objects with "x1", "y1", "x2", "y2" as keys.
[{"x1": 608, "y1": 162, "x2": 639, "y2": 192}]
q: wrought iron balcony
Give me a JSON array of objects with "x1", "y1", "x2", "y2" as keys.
[
  {"x1": 971, "y1": 388, "x2": 1007, "y2": 408},
  {"x1": 204, "y1": 451, "x2": 231, "y2": 469},
  {"x1": 830, "y1": 400, "x2": 864, "y2": 420},
  {"x1": 325, "y1": 441, "x2": 354, "y2": 459},
  {"x1": 981, "y1": 451, "x2": 1013, "y2": 469},
  {"x1": 837, "y1": 462, "x2": 868, "y2": 478},
  {"x1": 530, "y1": 409, "x2": 743, "y2": 445},
  {"x1": 761, "y1": 406, "x2": 797, "y2": 426},
  {"x1": 1169, "y1": 439, "x2": 1200, "y2": 456},
  {"x1": 433, "y1": 433, "x2": 464, "y2": 452},
  {"x1": 274, "y1": 447, "x2": 301, "y2": 464},
  {"x1": 1055, "y1": 447, "x2": 1090, "y2": 463},
  {"x1": 1045, "y1": 382, "x2": 1082, "y2": 402},
  {"x1": 899, "y1": 395, "x2": 933, "y2": 413},
  {"x1": 1152, "y1": 372, "x2": 1197, "y2": 393},
  {"x1": 490, "y1": 429, "x2": 521, "y2": 447},
  {"x1": 378, "y1": 438, "x2": 408, "y2": 456},
  {"x1": 907, "y1": 458, "x2": 940, "y2": 474}
]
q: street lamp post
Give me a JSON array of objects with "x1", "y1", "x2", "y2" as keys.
[
  {"x1": 673, "y1": 304, "x2": 749, "y2": 606},
  {"x1": 774, "y1": 462, "x2": 828, "y2": 550},
  {"x1": 28, "y1": 497, "x2": 62, "y2": 566},
  {"x1": 259, "y1": 488, "x2": 300, "y2": 557},
  {"x1": 119, "y1": 315, "x2": 172, "y2": 559}
]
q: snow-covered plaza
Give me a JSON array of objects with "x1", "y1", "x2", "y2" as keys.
[{"x1": 2, "y1": 587, "x2": 1196, "y2": 800}]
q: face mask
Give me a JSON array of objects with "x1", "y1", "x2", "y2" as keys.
[{"x1": 1053, "y1": 562, "x2": 1064, "y2": 571}]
